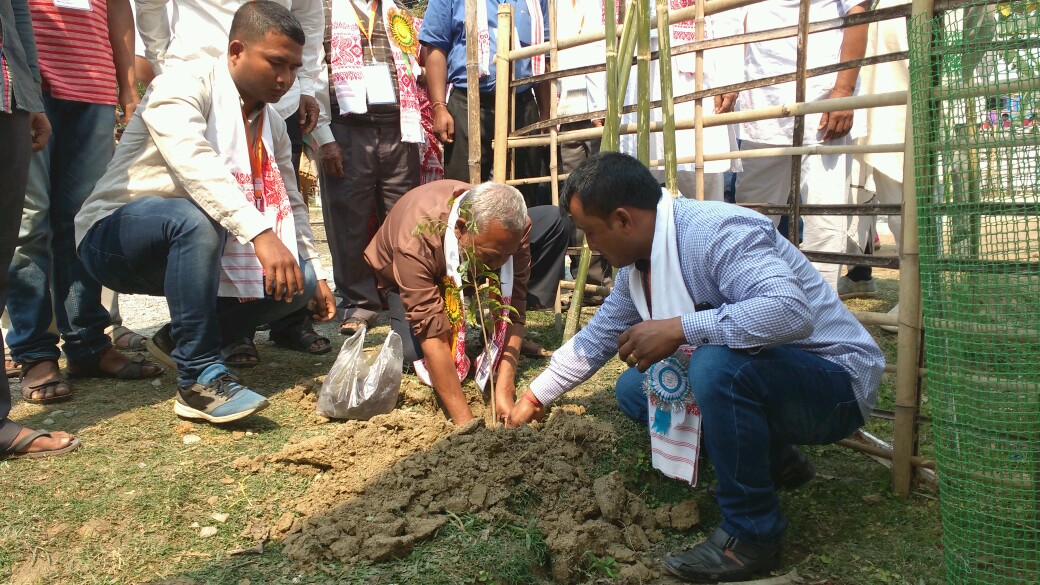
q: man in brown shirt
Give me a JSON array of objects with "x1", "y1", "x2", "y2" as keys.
[{"x1": 365, "y1": 180, "x2": 567, "y2": 424}]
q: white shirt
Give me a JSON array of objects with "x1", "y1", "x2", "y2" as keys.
[
  {"x1": 739, "y1": 0, "x2": 868, "y2": 145},
  {"x1": 75, "y1": 60, "x2": 326, "y2": 280},
  {"x1": 554, "y1": 0, "x2": 606, "y2": 117},
  {"x1": 135, "y1": 0, "x2": 325, "y2": 120}
]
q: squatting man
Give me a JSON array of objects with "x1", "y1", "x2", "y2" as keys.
[{"x1": 508, "y1": 152, "x2": 885, "y2": 583}]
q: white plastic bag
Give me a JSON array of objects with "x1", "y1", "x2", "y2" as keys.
[{"x1": 317, "y1": 325, "x2": 403, "y2": 420}]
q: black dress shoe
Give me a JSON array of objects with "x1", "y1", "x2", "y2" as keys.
[{"x1": 661, "y1": 527, "x2": 782, "y2": 583}]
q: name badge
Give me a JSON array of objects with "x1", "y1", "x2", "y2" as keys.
[
  {"x1": 363, "y1": 63, "x2": 397, "y2": 105},
  {"x1": 53, "y1": 0, "x2": 92, "y2": 10}
]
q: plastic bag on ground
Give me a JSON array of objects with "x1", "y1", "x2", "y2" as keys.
[{"x1": 316, "y1": 325, "x2": 403, "y2": 420}]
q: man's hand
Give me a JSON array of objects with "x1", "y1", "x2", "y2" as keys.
[
  {"x1": 311, "y1": 280, "x2": 336, "y2": 322},
  {"x1": 319, "y1": 142, "x2": 345, "y2": 178},
  {"x1": 433, "y1": 104, "x2": 454, "y2": 143},
  {"x1": 115, "y1": 88, "x2": 141, "y2": 140},
  {"x1": 505, "y1": 392, "x2": 545, "y2": 427},
  {"x1": 493, "y1": 379, "x2": 517, "y2": 424},
  {"x1": 818, "y1": 86, "x2": 855, "y2": 141},
  {"x1": 299, "y1": 94, "x2": 319, "y2": 135},
  {"x1": 715, "y1": 92, "x2": 738, "y2": 114},
  {"x1": 29, "y1": 112, "x2": 52, "y2": 152},
  {"x1": 617, "y1": 317, "x2": 686, "y2": 372},
  {"x1": 252, "y1": 230, "x2": 303, "y2": 301}
]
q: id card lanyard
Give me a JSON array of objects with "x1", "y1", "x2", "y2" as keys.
[
  {"x1": 244, "y1": 109, "x2": 267, "y2": 212},
  {"x1": 349, "y1": 0, "x2": 378, "y2": 62}
]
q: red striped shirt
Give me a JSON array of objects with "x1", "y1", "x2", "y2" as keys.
[{"x1": 29, "y1": 0, "x2": 117, "y2": 105}]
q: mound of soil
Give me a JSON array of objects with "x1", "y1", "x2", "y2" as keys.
[{"x1": 240, "y1": 405, "x2": 700, "y2": 583}]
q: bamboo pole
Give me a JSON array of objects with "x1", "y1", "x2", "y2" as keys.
[
  {"x1": 892, "y1": 0, "x2": 934, "y2": 498},
  {"x1": 656, "y1": 0, "x2": 678, "y2": 194},
  {"x1": 613, "y1": 0, "x2": 639, "y2": 116},
  {"x1": 508, "y1": 90, "x2": 910, "y2": 147},
  {"x1": 563, "y1": 0, "x2": 626, "y2": 340},
  {"x1": 548, "y1": 0, "x2": 560, "y2": 206},
  {"x1": 693, "y1": 0, "x2": 705, "y2": 199},
  {"x1": 636, "y1": 0, "x2": 651, "y2": 164},
  {"x1": 787, "y1": 0, "x2": 809, "y2": 247},
  {"x1": 493, "y1": 5, "x2": 514, "y2": 183},
  {"x1": 465, "y1": 0, "x2": 482, "y2": 183}
]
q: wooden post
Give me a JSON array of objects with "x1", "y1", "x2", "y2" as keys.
[
  {"x1": 892, "y1": 0, "x2": 934, "y2": 498},
  {"x1": 692, "y1": 0, "x2": 705, "y2": 199},
  {"x1": 656, "y1": 0, "x2": 678, "y2": 194},
  {"x1": 636, "y1": 0, "x2": 651, "y2": 164},
  {"x1": 465, "y1": 0, "x2": 482, "y2": 183},
  {"x1": 788, "y1": 0, "x2": 810, "y2": 246},
  {"x1": 493, "y1": 4, "x2": 514, "y2": 183},
  {"x1": 549, "y1": 0, "x2": 560, "y2": 206}
]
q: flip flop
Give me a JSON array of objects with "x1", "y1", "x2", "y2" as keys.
[
  {"x1": 2, "y1": 429, "x2": 81, "y2": 460},
  {"x1": 110, "y1": 325, "x2": 148, "y2": 352},
  {"x1": 5, "y1": 355, "x2": 19, "y2": 379}
]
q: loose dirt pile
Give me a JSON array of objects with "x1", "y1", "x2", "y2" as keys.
[{"x1": 239, "y1": 395, "x2": 699, "y2": 583}]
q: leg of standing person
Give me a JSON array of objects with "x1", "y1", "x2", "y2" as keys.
[
  {"x1": 443, "y1": 88, "x2": 490, "y2": 182},
  {"x1": 322, "y1": 122, "x2": 382, "y2": 333},
  {"x1": 525, "y1": 206, "x2": 570, "y2": 310},
  {"x1": 799, "y1": 137, "x2": 854, "y2": 290},
  {"x1": 735, "y1": 143, "x2": 793, "y2": 228},
  {"x1": 0, "y1": 107, "x2": 79, "y2": 458},
  {"x1": 265, "y1": 108, "x2": 331, "y2": 355},
  {"x1": 514, "y1": 89, "x2": 550, "y2": 207},
  {"x1": 7, "y1": 96, "x2": 160, "y2": 402}
]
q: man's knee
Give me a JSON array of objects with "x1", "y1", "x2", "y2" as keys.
[
  {"x1": 688, "y1": 346, "x2": 757, "y2": 404},
  {"x1": 615, "y1": 367, "x2": 649, "y2": 425}
]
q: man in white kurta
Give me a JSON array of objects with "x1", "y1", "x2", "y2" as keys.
[
  {"x1": 732, "y1": 0, "x2": 870, "y2": 289},
  {"x1": 620, "y1": 0, "x2": 742, "y2": 201}
]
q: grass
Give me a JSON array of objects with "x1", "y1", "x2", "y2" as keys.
[{"x1": 0, "y1": 264, "x2": 945, "y2": 584}]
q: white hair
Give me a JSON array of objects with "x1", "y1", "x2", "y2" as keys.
[{"x1": 467, "y1": 182, "x2": 528, "y2": 233}]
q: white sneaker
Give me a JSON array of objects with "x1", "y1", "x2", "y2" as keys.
[
  {"x1": 837, "y1": 276, "x2": 879, "y2": 300},
  {"x1": 881, "y1": 304, "x2": 899, "y2": 333}
]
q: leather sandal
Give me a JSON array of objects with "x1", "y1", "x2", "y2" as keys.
[
  {"x1": 19, "y1": 360, "x2": 73, "y2": 404},
  {"x1": 271, "y1": 323, "x2": 331, "y2": 355},
  {"x1": 339, "y1": 316, "x2": 369, "y2": 336},
  {"x1": 66, "y1": 348, "x2": 164, "y2": 380},
  {"x1": 661, "y1": 527, "x2": 782, "y2": 583},
  {"x1": 110, "y1": 325, "x2": 147, "y2": 352},
  {"x1": 222, "y1": 338, "x2": 260, "y2": 369}
]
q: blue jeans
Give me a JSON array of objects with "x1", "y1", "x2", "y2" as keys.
[
  {"x1": 79, "y1": 197, "x2": 316, "y2": 387},
  {"x1": 615, "y1": 345, "x2": 864, "y2": 547},
  {"x1": 5, "y1": 95, "x2": 115, "y2": 364}
]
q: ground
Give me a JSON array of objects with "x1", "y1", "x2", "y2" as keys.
[{"x1": 0, "y1": 223, "x2": 943, "y2": 585}]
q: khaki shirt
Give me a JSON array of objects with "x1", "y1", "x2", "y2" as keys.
[
  {"x1": 364, "y1": 180, "x2": 531, "y2": 339},
  {"x1": 75, "y1": 59, "x2": 325, "y2": 279}
]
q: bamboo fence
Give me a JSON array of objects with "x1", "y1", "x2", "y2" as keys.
[{"x1": 475, "y1": 0, "x2": 1008, "y2": 496}]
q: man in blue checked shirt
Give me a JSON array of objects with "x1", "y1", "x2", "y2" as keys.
[
  {"x1": 507, "y1": 152, "x2": 884, "y2": 582},
  {"x1": 419, "y1": 0, "x2": 552, "y2": 207}
]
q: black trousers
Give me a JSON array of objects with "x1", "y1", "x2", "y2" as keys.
[
  {"x1": 390, "y1": 205, "x2": 569, "y2": 365},
  {"x1": 0, "y1": 109, "x2": 32, "y2": 447},
  {"x1": 443, "y1": 88, "x2": 550, "y2": 207}
]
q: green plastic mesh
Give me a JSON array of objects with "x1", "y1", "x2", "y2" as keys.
[{"x1": 909, "y1": 2, "x2": 1040, "y2": 583}]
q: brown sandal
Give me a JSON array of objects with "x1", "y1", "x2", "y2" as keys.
[
  {"x1": 66, "y1": 349, "x2": 164, "y2": 380},
  {"x1": 110, "y1": 325, "x2": 147, "y2": 352},
  {"x1": 19, "y1": 360, "x2": 74, "y2": 404}
]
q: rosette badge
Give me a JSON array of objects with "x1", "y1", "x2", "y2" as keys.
[{"x1": 388, "y1": 8, "x2": 418, "y2": 55}]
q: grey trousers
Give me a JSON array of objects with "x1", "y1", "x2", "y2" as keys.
[
  {"x1": 559, "y1": 121, "x2": 612, "y2": 288},
  {"x1": 319, "y1": 120, "x2": 420, "y2": 323},
  {"x1": 0, "y1": 109, "x2": 31, "y2": 447}
]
